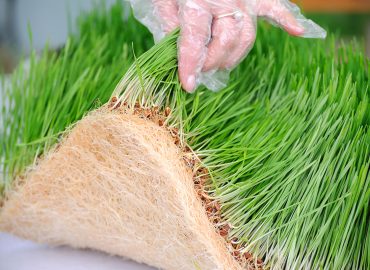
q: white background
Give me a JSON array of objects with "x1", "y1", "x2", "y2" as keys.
[{"x1": 0, "y1": 232, "x2": 156, "y2": 270}]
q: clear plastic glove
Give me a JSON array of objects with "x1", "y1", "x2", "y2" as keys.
[{"x1": 129, "y1": 0, "x2": 326, "y2": 92}]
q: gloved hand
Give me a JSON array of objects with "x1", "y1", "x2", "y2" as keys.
[{"x1": 129, "y1": 0, "x2": 326, "y2": 92}]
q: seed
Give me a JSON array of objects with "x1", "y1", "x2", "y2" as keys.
[
  {"x1": 219, "y1": 229, "x2": 228, "y2": 237},
  {"x1": 206, "y1": 206, "x2": 213, "y2": 213},
  {"x1": 244, "y1": 252, "x2": 253, "y2": 260},
  {"x1": 111, "y1": 96, "x2": 118, "y2": 103},
  {"x1": 232, "y1": 250, "x2": 240, "y2": 257},
  {"x1": 158, "y1": 119, "x2": 164, "y2": 126},
  {"x1": 174, "y1": 137, "x2": 180, "y2": 146},
  {"x1": 213, "y1": 216, "x2": 221, "y2": 223},
  {"x1": 144, "y1": 109, "x2": 151, "y2": 118},
  {"x1": 170, "y1": 128, "x2": 178, "y2": 137},
  {"x1": 164, "y1": 107, "x2": 171, "y2": 117}
]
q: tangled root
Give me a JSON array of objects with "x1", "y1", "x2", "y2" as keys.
[{"x1": 0, "y1": 109, "x2": 242, "y2": 270}]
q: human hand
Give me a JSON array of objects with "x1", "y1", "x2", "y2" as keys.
[{"x1": 130, "y1": 0, "x2": 326, "y2": 92}]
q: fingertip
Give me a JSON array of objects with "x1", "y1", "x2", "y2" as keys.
[
  {"x1": 282, "y1": 15, "x2": 305, "y2": 36},
  {"x1": 285, "y1": 24, "x2": 305, "y2": 36},
  {"x1": 258, "y1": 0, "x2": 309, "y2": 38},
  {"x1": 187, "y1": 75, "x2": 197, "y2": 92},
  {"x1": 180, "y1": 72, "x2": 196, "y2": 93}
]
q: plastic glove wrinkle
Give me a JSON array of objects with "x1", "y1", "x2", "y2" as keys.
[{"x1": 129, "y1": 0, "x2": 327, "y2": 92}]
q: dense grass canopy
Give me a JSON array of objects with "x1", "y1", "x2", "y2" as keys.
[
  {"x1": 1, "y1": 2, "x2": 369, "y2": 269},
  {"x1": 1, "y1": 2, "x2": 153, "y2": 191}
]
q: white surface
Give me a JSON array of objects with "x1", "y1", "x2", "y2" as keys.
[{"x1": 0, "y1": 232, "x2": 155, "y2": 270}]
